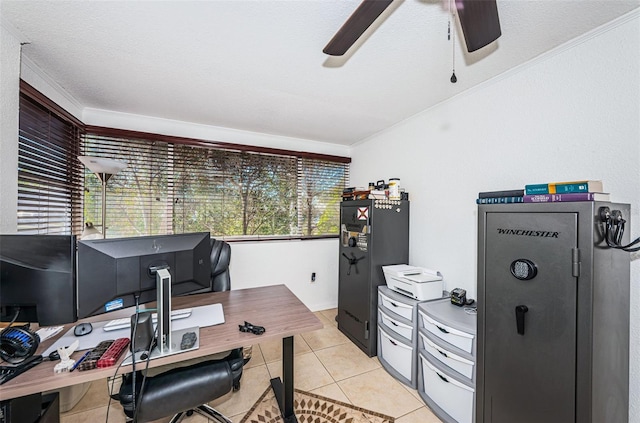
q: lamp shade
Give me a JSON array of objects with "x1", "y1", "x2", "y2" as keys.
[
  {"x1": 78, "y1": 156, "x2": 127, "y2": 175},
  {"x1": 81, "y1": 222, "x2": 102, "y2": 240}
]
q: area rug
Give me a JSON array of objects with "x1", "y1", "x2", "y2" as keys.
[{"x1": 240, "y1": 387, "x2": 395, "y2": 423}]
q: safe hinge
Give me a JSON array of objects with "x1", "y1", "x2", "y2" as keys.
[
  {"x1": 364, "y1": 320, "x2": 369, "y2": 340},
  {"x1": 572, "y1": 248, "x2": 581, "y2": 277}
]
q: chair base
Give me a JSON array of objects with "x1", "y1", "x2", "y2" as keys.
[{"x1": 169, "y1": 404, "x2": 232, "y2": 423}]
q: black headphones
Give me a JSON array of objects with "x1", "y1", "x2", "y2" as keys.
[{"x1": 0, "y1": 325, "x2": 40, "y2": 364}]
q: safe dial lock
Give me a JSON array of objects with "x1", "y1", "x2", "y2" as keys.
[{"x1": 510, "y1": 259, "x2": 537, "y2": 280}]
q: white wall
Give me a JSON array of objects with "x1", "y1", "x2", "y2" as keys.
[
  {"x1": 228, "y1": 238, "x2": 339, "y2": 312},
  {"x1": 350, "y1": 13, "x2": 640, "y2": 421},
  {"x1": 0, "y1": 20, "x2": 21, "y2": 233}
]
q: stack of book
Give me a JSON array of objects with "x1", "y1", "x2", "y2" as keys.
[
  {"x1": 523, "y1": 180, "x2": 609, "y2": 202},
  {"x1": 477, "y1": 180, "x2": 610, "y2": 204}
]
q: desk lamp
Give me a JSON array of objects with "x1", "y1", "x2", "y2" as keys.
[{"x1": 78, "y1": 156, "x2": 127, "y2": 239}]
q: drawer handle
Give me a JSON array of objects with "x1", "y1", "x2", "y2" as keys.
[
  {"x1": 390, "y1": 302, "x2": 398, "y2": 308},
  {"x1": 390, "y1": 321, "x2": 398, "y2": 326},
  {"x1": 389, "y1": 338, "x2": 397, "y2": 346},
  {"x1": 436, "y1": 372, "x2": 449, "y2": 383},
  {"x1": 437, "y1": 349, "x2": 448, "y2": 358},
  {"x1": 436, "y1": 325, "x2": 450, "y2": 334}
]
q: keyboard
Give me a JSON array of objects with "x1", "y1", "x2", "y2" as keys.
[
  {"x1": 103, "y1": 308, "x2": 192, "y2": 332},
  {"x1": 0, "y1": 355, "x2": 43, "y2": 385}
]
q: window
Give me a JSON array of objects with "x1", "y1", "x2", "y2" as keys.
[
  {"x1": 83, "y1": 128, "x2": 349, "y2": 239},
  {"x1": 17, "y1": 81, "x2": 84, "y2": 235},
  {"x1": 15, "y1": 82, "x2": 349, "y2": 238}
]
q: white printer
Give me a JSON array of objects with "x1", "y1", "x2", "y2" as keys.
[{"x1": 382, "y1": 264, "x2": 443, "y2": 301}]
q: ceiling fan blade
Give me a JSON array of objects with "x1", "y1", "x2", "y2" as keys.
[
  {"x1": 457, "y1": 0, "x2": 502, "y2": 52},
  {"x1": 323, "y1": 0, "x2": 394, "y2": 56}
]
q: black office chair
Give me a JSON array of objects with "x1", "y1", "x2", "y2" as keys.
[
  {"x1": 210, "y1": 238, "x2": 231, "y2": 293},
  {"x1": 118, "y1": 239, "x2": 243, "y2": 423}
]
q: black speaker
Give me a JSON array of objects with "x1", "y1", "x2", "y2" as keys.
[{"x1": 130, "y1": 312, "x2": 154, "y2": 353}]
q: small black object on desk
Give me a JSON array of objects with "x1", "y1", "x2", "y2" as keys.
[{"x1": 239, "y1": 321, "x2": 265, "y2": 335}]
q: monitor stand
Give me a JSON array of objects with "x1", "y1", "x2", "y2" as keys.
[{"x1": 123, "y1": 267, "x2": 199, "y2": 365}]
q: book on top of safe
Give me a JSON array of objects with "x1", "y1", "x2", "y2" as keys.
[
  {"x1": 523, "y1": 192, "x2": 610, "y2": 203},
  {"x1": 524, "y1": 180, "x2": 603, "y2": 195}
]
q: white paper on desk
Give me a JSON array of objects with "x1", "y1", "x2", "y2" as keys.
[
  {"x1": 37, "y1": 326, "x2": 64, "y2": 342},
  {"x1": 43, "y1": 303, "x2": 224, "y2": 356}
]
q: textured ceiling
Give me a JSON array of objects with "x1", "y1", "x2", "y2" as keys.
[{"x1": 2, "y1": 0, "x2": 639, "y2": 145}]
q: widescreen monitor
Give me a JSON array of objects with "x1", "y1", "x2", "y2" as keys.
[
  {"x1": 76, "y1": 232, "x2": 211, "y2": 319},
  {"x1": 0, "y1": 234, "x2": 77, "y2": 326}
]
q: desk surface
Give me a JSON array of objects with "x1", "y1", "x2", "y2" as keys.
[{"x1": 0, "y1": 285, "x2": 323, "y2": 401}]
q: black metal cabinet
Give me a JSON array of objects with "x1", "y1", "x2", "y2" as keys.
[
  {"x1": 337, "y1": 199, "x2": 409, "y2": 356},
  {"x1": 476, "y1": 202, "x2": 630, "y2": 423}
]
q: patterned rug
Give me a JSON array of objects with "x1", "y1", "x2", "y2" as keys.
[{"x1": 240, "y1": 386, "x2": 395, "y2": 423}]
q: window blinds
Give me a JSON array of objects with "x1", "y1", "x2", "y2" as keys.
[
  {"x1": 17, "y1": 87, "x2": 83, "y2": 235},
  {"x1": 83, "y1": 130, "x2": 349, "y2": 239}
]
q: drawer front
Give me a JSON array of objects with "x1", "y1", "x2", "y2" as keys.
[
  {"x1": 420, "y1": 354, "x2": 475, "y2": 423},
  {"x1": 378, "y1": 327, "x2": 414, "y2": 381},
  {"x1": 379, "y1": 291, "x2": 414, "y2": 321},
  {"x1": 419, "y1": 311, "x2": 474, "y2": 353},
  {"x1": 379, "y1": 309, "x2": 413, "y2": 342},
  {"x1": 420, "y1": 332, "x2": 474, "y2": 380}
]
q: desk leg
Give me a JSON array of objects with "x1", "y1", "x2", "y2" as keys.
[{"x1": 270, "y1": 335, "x2": 296, "y2": 423}]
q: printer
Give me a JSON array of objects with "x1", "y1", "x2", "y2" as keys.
[{"x1": 382, "y1": 264, "x2": 443, "y2": 301}]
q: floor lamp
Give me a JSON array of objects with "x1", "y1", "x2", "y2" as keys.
[{"x1": 78, "y1": 156, "x2": 127, "y2": 239}]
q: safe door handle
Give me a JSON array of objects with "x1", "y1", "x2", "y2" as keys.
[{"x1": 515, "y1": 305, "x2": 529, "y2": 335}]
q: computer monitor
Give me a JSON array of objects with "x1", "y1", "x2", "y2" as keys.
[
  {"x1": 77, "y1": 232, "x2": 211, "y2": 319},
  {"x1": 0, "y1": 235, "x2": 77, "y2": 327},
  {"x1": 77, "y1": 232, "x2": 211, "y2": 355}
]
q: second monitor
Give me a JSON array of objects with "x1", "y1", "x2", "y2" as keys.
[{"x1": 77, "y1": 232, "x2": 211, "y2": 355}]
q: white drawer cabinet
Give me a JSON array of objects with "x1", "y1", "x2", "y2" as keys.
[
  {"x1": 420, "y1": 352, "x2": 475, "y2": 423},
  {"x1": 420, "y1": 333, "x2": 475, "y2": 380},
  {"x1": 378, "y1": 289, "x2": 414, "y2": 321},
  {"x1": 378, "y1": 325, "x2": 414, "y2": 382},
  {"x1": 379, "y1": 308, "x2": 414, "y2": 341},
  {"x1": 419, "y1": 311, "x2": 474, "y2": 354},
  {"x1": 377, "y1": 286, "x2": 422, "y2": 388},
  {"x1": 417, "y1": 298, "x2": 477, "y2": 423}
]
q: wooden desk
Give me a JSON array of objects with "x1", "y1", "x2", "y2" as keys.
[{"x1": 0, "y1": 285, "x2": 323, "y2": 422}]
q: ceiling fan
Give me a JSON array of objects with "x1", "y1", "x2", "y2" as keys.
[{"x1": 323, "y1": 0, "x2": 502, "y2": 56}]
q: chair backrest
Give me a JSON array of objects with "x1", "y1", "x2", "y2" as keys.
[{"x1": 210, "y1": 239, "x2": 231, "y2": 292}]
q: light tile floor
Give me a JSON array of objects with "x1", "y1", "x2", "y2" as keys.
[{"x1": 60, "y1": 308, "x2": 442, "y2": 423}]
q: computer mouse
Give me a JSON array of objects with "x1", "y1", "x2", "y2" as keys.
[{"x1": 74, "y1": 323, "x2": 93, "y2": 337}]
